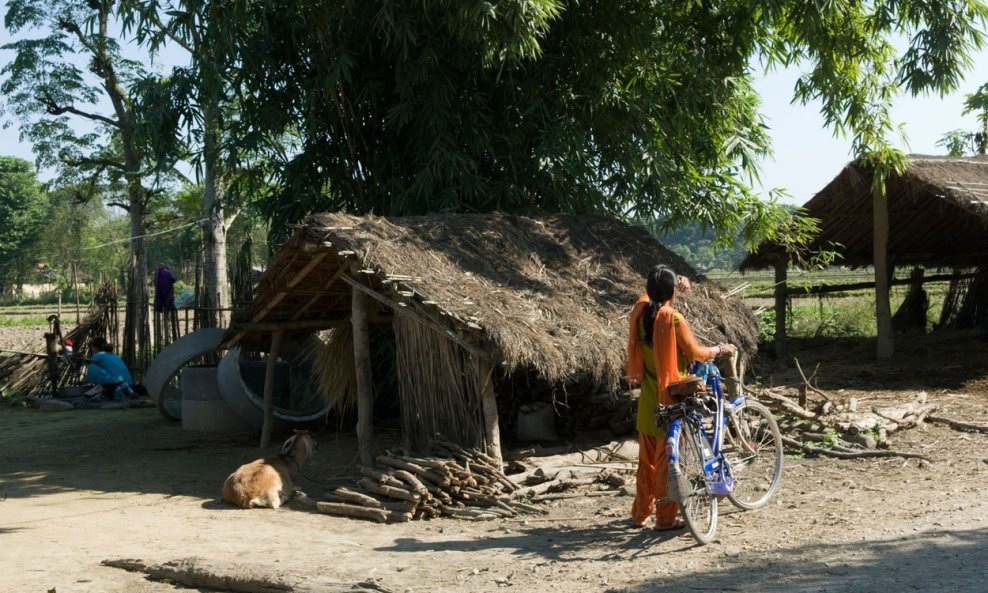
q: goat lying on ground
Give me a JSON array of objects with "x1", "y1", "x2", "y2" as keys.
[{"x1": 222, "y1": 431, "x2": 318, "y2": 509}]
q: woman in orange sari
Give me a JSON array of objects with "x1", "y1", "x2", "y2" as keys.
[{"x1": 626, "y1": 265, "x2": 736, "y2": 530}]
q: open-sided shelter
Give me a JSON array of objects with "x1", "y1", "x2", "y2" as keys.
[
  {"x1": 224, "y1": 213, "x2": 757, "y2": 463},
  {"x1": 742, "y1": 154, "x2": 988, "y2": 357}
]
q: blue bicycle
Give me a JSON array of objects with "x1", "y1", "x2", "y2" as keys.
[{"x1": 656, "y1": 357, "x2": 783, "y2": 544}]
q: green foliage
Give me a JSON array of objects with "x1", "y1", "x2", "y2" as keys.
[
  {"x1": 213, "y1": 0, "x2": 986, "y2": 242},
  {"x1": 937, "y1": 82, "x2": 988, "y2": 155},
  {"x1": 0, "y1": 156, "x2": 47, "y2": 291},
  {"x1": 938, "y1": 129, "x2": 978, "y2": 156},
  {"x1": 0, "y1": 314, "x2": 48, "y2": 327}
]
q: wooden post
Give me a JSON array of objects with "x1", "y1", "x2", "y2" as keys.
[
  {"x1": 260, "y1": 330, "x2": 284, "y2": 449},
  {"x1": 477, "y1": 356, "x2": 502, "y2": 466},
  {"x1": 773, "y1": 258, "x2": 788, "y2": 359},
  {"x1": 351, "y1": 273, "x2": 375, "y2": 466},
  {"x1": 73, "y1": 262, "x2": 80, "y2": 325},
  {"x1": 873, "y1": 184, "x2": 894, "y2": 359}
]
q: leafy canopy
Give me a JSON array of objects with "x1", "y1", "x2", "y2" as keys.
[
  {"x1": 216, "y1": 0, "x2": 987, "y2": 242},
  {"x1": 0, "y1": 156, "x2": 47, "y2": 284}
]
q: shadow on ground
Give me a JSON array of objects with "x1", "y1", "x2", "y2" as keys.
[
  {"x1": 0, "y1": 407, "x2": 356, "y2": 501},
  {"x1": 380, "y1": 523, "x2": 988, "y2": 592}
]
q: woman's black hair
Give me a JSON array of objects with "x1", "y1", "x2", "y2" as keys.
[
  {"x1": 643, "y1": 265, "x2": 677, "y2": 344},
  {"x1": 91, "y1": 336, "x2": 113, "y2": 352}
]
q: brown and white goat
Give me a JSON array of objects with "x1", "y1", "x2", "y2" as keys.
[{"x1": 222, "y1": 430, "x2": 318, "y2": 509}]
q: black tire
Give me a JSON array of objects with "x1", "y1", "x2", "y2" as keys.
[
  {"x1": 724, "y1": 400, "x2": 783, "y2": 510},
  {"x1": 677, "y1": 421, "x2": 718, "y2": 544}
]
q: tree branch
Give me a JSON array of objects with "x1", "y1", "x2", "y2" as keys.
[
  {"x1": 62, "y1": 156, "x2": 126, "y2": 171},
  {"x1": 39, "y1": 93, "x2": 120, "y2": 129}
]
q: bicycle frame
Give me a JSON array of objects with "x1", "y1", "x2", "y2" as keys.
[{"x1": 663, "y1": 361, "x2": 743, "y2": 499}]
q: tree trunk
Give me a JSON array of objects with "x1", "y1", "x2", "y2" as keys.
[
  {"x1": 122, "y1": 196, "x2": 149, "y2": 374},
  {"x1": 200, "y1": 100, "x2": 230, "y2": 329}
]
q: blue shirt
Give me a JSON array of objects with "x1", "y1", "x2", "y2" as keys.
[{"x1": 87, "y1": 351, "x2": 134, "y2": 386}]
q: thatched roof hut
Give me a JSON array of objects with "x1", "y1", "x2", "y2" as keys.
[
  {"x1": 740, "y1": 154, "x2": 988, "y2": 359},
  {"x1": 225, "y1": 213, "x2": 757, "y2": 459},
  {"x1": 742, "y1": 155, "x2": 988, "y2": 270}
]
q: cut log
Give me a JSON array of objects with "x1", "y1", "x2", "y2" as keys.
[
  {"x1": 334, "y1": 487, "x2": 385, "y2": 508},
  {"x1": 359, "y1": 466, "x2": 406, "y2": 489},
  {"x1": 356, "y1": 478, "x2": 420, "y2": 503},
  {"x1": 388, "y1": 469, "x2": 429, "y2": 496},
  {"x1": 377, "y1": 455, "x2": 451, "y2": 487},
  {"x1": 317, "y1": 502, "x2": 389, "y2": 523}
]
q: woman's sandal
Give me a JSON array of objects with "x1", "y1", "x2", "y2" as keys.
[{"x1": 653, "y1": 519, "x2": 686, "y2": 532}]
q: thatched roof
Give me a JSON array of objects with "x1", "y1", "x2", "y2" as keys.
[
  {"x1": 227, "y1": 213, "x2": 757, "y2": 386},
  {"x1": 742, "y1": 154, "x2": 988, "y2": 270}
]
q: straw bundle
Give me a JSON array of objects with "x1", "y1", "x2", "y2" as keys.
[
  {"x1": 394, "y1": 314, "x2": 485, "y2": 451},
  {"x1": 313, "y1": 320, "x2": 357, "y2": 412}
]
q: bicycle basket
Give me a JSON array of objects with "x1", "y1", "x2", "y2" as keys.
[{"x1": 667, "y1": 375, "x2": 706, "y2": 403}]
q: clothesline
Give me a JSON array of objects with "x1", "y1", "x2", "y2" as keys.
[{"x1": 83, "y1": 219, "x2": 208, "y2": 250}]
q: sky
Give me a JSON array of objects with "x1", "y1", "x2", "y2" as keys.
[{"x1": 2, "y1": 14, "x2": 988, "y2": 207}]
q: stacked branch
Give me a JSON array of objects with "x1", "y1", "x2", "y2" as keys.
[
  {"x1": 752, "y1": 384, "x2": 937, "y2": 460},
  {"x1": 315, "y1": 436, "x2": 548, "y2": 523},
  {"x1": 0, "y1": 285, "x2": 116, "y2": 398}
]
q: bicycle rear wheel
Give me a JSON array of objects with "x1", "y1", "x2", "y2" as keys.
[
  {"x1": 676, "y1": 421, "x2": 718, "y2": 544},
  {"x1": 724, "y1": 400, "x2": 783, "y2": 510}
]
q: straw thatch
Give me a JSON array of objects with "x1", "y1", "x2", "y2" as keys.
[
  {"x1": 226, "y1": 213, "x2": 758, "y2": 389},
  {"x1": 742, "y1": 154, "x2": 988, "y2": 270}
]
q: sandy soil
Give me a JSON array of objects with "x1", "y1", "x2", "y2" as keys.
[{"x1": 2, "y1": 331, "x2": 987, "y2": 593}]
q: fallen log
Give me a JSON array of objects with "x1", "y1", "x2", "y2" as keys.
[
  {"x1": 927, "y1": 415, "x2": 988, "y2": 434},
  {"x1": 781, "y1": 435, "x2": 930, "y2": 461},
  {"x1": 102, "y1": 557, "x2": 396, "y2": 593},
  {"x1": 754, "y1": 389, "x2": 819, "y2": 420}
]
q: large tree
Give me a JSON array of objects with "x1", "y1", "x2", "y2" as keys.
[
  {"x1": 120, "y1": 0, "x2": 243, "y2": 328},
  {"x1": 2, "y1": 0, "x2": 162, "y2": 366},
  {"x1": 216, "y1": 0, "x2": 986, "y2": 241},
  {"x1": 0, "y1": 156, "x2": 47, "y2": 295}
]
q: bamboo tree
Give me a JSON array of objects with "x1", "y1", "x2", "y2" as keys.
[{"x1": 121, "y1": 0, "x2": 241, "y2": 328}]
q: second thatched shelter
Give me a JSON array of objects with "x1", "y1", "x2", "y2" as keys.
[{"x1": 225, "y1": 213, "x2": 757, "y2": 462}]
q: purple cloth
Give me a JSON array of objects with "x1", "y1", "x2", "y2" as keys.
[{"x1": 154, "y1": 266, "x2": 177, "y2": 312}]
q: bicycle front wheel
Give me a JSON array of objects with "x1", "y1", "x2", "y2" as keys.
[
  {"x1": 676, "y1": 421, "x2": 718, "y2": 544},
  {"x1": 724, "y1": 400, "x2": 783, "y2": 510}
]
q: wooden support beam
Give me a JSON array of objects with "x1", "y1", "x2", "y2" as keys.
[
  {"x1": 873, "y1": 185, "x2": 894, "y2": 359},
  {"x1": 342, "y1": 275, "x2": 492, "y2": 362},
  {"x1": 227, "y1": 317, "x2": 348, "y2": 333},
  {"x1": 260, "y1": 330, "x2": 284, "y2": 449},
  {"x1": 250, "y1": 252, "x2": 329, "y2": 324},
  {"x1": 291, "y1": 265, "x2": 349, "y2": 321},
  {"x1": 351, "y1": 270, "x2": 375, "y2": 466},
  {"x1": 785, "y1": 272, "x2": 980, "y2": 296},
  {"x1": 478, "y1": 355, "x2": 501, "y2": 467},
  {"x1": 773, "y1": 259, "x2": 788, "y2": 359}
]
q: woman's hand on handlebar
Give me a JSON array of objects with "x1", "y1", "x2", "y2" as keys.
[{"x1": 714, "y1": 342, "x2": 737, "y2": 357}]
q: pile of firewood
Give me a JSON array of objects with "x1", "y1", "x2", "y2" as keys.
[
  {"x1": 316, "y1": 437, "x2": 547, "y2": 523},
  {"x1": 746, "y1": 354, "x2": 988, "y2": 461}
]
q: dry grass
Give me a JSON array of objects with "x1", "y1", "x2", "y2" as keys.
[{"x1": 298, "y1": 213, "x2": 758, "y2": 388}]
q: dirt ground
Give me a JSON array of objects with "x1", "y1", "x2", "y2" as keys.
[{"x1": 2, "y1": 330, "x2": 988, "y2": 593}]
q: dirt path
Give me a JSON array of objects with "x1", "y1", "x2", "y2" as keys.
[{"x1": 2, "y1": 333, "x2": 988, "y2": 592}]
